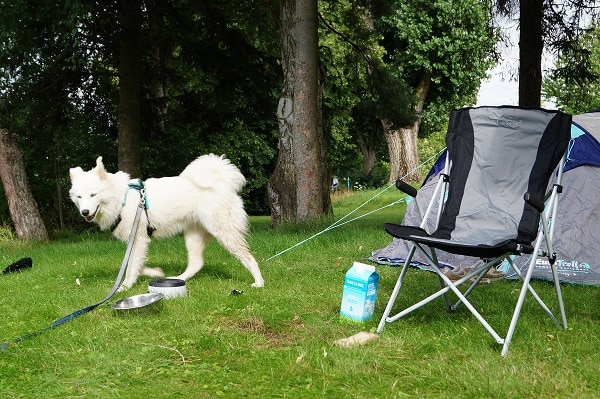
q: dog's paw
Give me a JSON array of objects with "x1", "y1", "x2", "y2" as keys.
[
  {"x1": 142, "y1": 267, "x2": 165, "y2": 278},
  {"x1": 251, "y1": 281, "x2": 265, "y2": 288},
  {"x1": 117, "y1": 284, "x2": 130, "y2": 292}
]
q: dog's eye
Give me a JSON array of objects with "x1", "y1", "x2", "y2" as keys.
[
  {"x1": 77, "y1": 195, "x2": 82, "y2": 199},
  {"x1": 90, "y1": 193, "x2": 97, "y2": 197}
]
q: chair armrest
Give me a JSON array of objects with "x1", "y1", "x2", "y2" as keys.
[
  {"x1": 395, "y1": 179, "x2": 418, "y2": 198},
  {"x1": 524, "y1": 192, "x2": 545, "y2": 213}
]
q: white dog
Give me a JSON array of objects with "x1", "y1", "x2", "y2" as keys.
[{"x1": 69, "y1": 154, "x2": 264, "y2": 291}]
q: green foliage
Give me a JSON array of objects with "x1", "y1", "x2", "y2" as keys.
[
  {"x1": 0, "y1": 223, "x2": 16, "y2": 241},
  {"x1": 135, "y1": 0, "x2": 281, "y2": 214},
  {"x1": 364, "y1": 65, "x2": 415, "y2": 127},
  {"x1": 324, "y1": 0, "x2": 497, "y2": 184},
  {"x1": 0, "y1": 0, "x2": 494, "y2": 231},
  {"x1": 376, "y1": 0, "x2": 498, "y2": 134},
  {"x1": 318, "y1": 0, "x2": 389, "y2": 178},
  {"x1": 0, "y1": 0, "x2": 120, "y2": 229},
  {"x1": 343, "y1": 160, "x2": 391, "y2": 190},
  {"x1": 137, "y1": 2, "x2": 281, "y2": 213},
  {"x1": 543, "y1": 23, "x2": 600, "y2": 114},
  {"x1": 0, "y1": 0, "x2": 280, "y2": 223},
  {"x1": 2, "y1": 195, "x2": 600, "y2": 397},
  {"x1": 417, "y1": 127, "x2": 447, "y2": 172}
]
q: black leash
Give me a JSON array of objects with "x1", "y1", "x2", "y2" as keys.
[{"x1": 0, "y1": 190, "x2": 146, "y2": 351}]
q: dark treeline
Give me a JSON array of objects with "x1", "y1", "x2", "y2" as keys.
[
  {"x1": 4, "y1": 0, "x2": 591, "y2": 234},
  {"x1": 0, "y1": 1, "x2": 283, "y2": 232}
]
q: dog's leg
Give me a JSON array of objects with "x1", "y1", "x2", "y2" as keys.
[
  {"x1": 141, "y1": 266, "x2": 165, "y2": 278},
  {"x1": 118, "y1": 236, "x2": 152, "y2": 292},
  {"x1": 211, "y1": 228, "x2": 264, "y2": 288},
  {"x1": 237, "y1": 251, "x2": 264, "y2": 288},
  {"x1": 171, "y1": 228, "x2": 209, "y2": 281}
]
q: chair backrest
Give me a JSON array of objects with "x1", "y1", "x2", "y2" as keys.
[{"x1": 434, "y1": 106, "x2": 572, "y2": 245}]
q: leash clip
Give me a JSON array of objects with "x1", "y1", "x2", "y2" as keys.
[
  {"x1": 139, "y1": 188, "x2": 147, "y2": 208},
  {"x1": 137, "y1": 187, "x2": 155, "y2": 236}
]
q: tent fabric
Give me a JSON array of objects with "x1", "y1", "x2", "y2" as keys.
[
  {"x1": 371, "y1": 111, "x2": 600, "y2": 285},
  {"x1": 504, "y1": 164, "x2": 600, "y2": 284},
  {"x1": 566, "y1": 112, "x2": 600, "y2": 171}
]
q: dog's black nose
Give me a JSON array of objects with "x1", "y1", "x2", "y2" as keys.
[{"x1": 82, "y1": 209, "x2": 90, "y2": 216}]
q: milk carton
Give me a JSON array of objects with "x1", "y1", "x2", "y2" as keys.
[{"x1": 340, "y1": 262, "x2": 379, "y2": 322}]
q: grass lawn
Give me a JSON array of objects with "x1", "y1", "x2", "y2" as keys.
[{"x1": 1, "y1": 188, "x2": 600, "y2": 398}]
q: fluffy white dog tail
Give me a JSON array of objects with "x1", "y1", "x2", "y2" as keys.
[{"x1": 180, "y1": 154, "x2": 246, "y2": 193}]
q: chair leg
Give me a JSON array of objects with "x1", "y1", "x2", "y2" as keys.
[
  {"x1": 507, "y1": 259, "x2": 564, "y2": 328},
  {"x1": 450, "y1": 259, "x2": 500, "y2": 311},
  {"x1": 502, "y1": 257, "x2": 536, "y2": 356},
  {"x1": 437, "y1": 273, "x2": 453, "y2": 311},
  {"x1": 430, "y1": 248, "x2": 453, "y2": 311},
  {"x1": 376, "y1": 246, "x2": 416, "y2": 333},
  {"x1": 501, "y1": 233, "x2": 565, "y2": 356},
  {"x1": 550, "y1": 262, "x2": 568, "y2": 329},
  {"x1": 377, "y1": 243, "x2": 567, "y2": 357},
  {"x1": 410, "y1": 244, "x2": 505, "y2": 344},
  {"x1": 433, "y1": 264, "x2": 505, "y2": 345}
]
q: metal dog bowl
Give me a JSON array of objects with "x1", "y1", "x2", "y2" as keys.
[
  {"x1": 148, "y1": 278, "x2": 187, "y2": 299},
  {"x1": 112, "y1": 292, "x2": 165, "y2": 312}
]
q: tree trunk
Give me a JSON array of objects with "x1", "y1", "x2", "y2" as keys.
[
  {"x1": 268, "y1": 0, "x2": 297, "y2": 225},
  {"x1": 268, "y1": 0, "x2": 330, "y2": 226},
  {"x1": 384, "y1": 72, "x2": 432, "y2": 184},
  {"x1": 358, "y1": 134, "x2": 376, "y2": 176},
  {"x1": 0, "y1": 129, "x2": 48, "y2": 240},
  {"x1": 148, "y1": 0, "x2": 170, "y2": 137},
  {"x1": 383, "y1": 121, "x2": 403, "y2": 182},
  {"x1": 383, "y1": 122, "x2": 420, "y2": 183},
  {"x1": 117, "y1": 0, "x2": 143, "y2": 178},
  {"x1": 316, "y1": 64, "x2": 331, "y2": 216},
  {"x1": 519, "y1": 0, "x2": 543, "y2": 107}
]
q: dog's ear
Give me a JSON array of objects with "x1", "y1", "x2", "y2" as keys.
[
  {"x1": 69, "y1": 167, "x2": 83, "y2": 181},
  {"x1": 95, "y1": 156, "x2": 108, "y2": 180}
]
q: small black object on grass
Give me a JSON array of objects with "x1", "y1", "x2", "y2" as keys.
[
  {"x1": 230, "y1": 289, "x2": 244, "y2": 296},
  {"x1": 2, "y1": 258, "x2": 33, "y2": 274}
]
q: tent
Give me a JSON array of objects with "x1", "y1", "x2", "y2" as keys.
[{"x1": 371, "y1": 111, "x2": 600, "y2": 285}]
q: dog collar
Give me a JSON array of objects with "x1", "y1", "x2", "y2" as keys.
[
  {"x1": 126, "y1": 179, "x2": 149, "y2": 209},
  {"x1": 110, "y1": 214, "x2": 122, "y2": 231},
  {"x1": 113, "y1": 179, "x2": 155, "y2": 237},
  {"x1": 112, "y1": 179, "x2": 145, "y2": 232}
]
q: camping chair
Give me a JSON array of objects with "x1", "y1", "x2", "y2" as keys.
[{"x1": 377, "y1": 106, "x2": 572, "y2": 356}]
